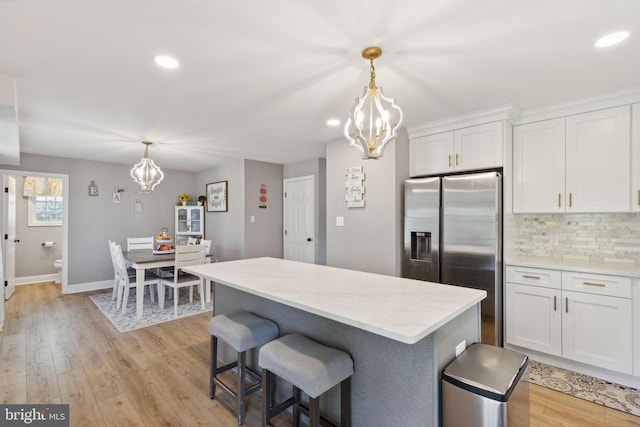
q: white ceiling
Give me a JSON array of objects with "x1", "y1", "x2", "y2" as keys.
[{"x1": 1, "y1": 0, "x2": 639, "y2": 172}]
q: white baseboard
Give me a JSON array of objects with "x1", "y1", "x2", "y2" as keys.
[
  {"x1": 14, "y1": 277, "x2": 112, "y2": 294},
  {"x1": 15, "y1": 274, "x2": 57, "y2": 285},
  {"x1": 505, "y1": 344, "x2": 640, "y2": 389},
  {"x1": 64, "y1": 280, "x2": 113, "y2": 294}
]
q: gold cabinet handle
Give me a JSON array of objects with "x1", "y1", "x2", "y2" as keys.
[
  {"x1": 553, "y1": 295, "x2": 557, "y2": 311},
  {"x1": 455, "y1": 153, "x2": 460, "y2": 166},
  {"x1": 583, "y1": 281, "x2": 606, "y2": 287},
  {"x1": 448, "y1": 155, "x2": 452, "y2": 167},
  {"x1": 569, "y1": 192, "x2": 573, "y2": 208},
  {"x1": 558, "y1": 193, "x2": 561, "y2": 208},
  {"x1": 565, "y1": 297, "x2": 569, "y2": 313},
  {"x1": 522, "y1": 275, "x2": 540, "y2": 279}
]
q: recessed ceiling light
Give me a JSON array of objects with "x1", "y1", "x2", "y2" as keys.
[
  {"x1": 326, "y1": 119, "x2": 341, "y2": 126},
  {"x1": 154, "y1": 55, "x2": 180, "y2": 69},
  {"x1": 595, "y1": 31, "x2": 630, "y2": 48}
]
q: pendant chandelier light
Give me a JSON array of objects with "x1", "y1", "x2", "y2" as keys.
[
  {"x1": 130, "y1": 141, "x2": 164, "y2": 191},
  {"x1": 344, "y1": 46, "x2": 404, "y2": 159}
]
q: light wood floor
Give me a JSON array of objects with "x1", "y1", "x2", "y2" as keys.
[{"x1": 1, "y1": 282, "x2": 639, "y2": 427}]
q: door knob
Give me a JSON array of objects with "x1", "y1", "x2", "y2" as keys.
[{"x1": 307, "y1": 238, "x2": 312, "y2": 242}]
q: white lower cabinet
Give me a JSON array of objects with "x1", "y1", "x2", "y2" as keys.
[
  {"x1": 506, "y1": 265, "x2": 633, "y2": 375},
  {"x1": 562, "y1": 290, "x2": 632, "y2": 374},
  {"x1": 506, "y1": 283, "x2": 561, "y2": 356}
]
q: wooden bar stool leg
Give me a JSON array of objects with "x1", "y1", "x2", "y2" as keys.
[
  {"x1": 309, "y1": 396, "x2": 320, "y2": 427},
  {"x1": 341, "y1": 377, "x2": 352, "y2": 427},
  {"x1": 292, "y1": 386, "x2": 301, "y2": 427},
  {"x1": 268, "y1": 369, "x2": 276, "y2": 409},
  {"x1": 261, "y1": 369, "x2": 272, "y2": 427},
  {"x1": 237, "y1": 351, "x2": 246, "y2": 425},
  {"x1": 210, "y1": 336, "x2": 218, "y2": 399}
]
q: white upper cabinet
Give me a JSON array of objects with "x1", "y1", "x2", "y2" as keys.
[
  {"x1": 454, "y1": 121, "x2": 503, "y2": 171},
  {"x1": 513, "y1": 118, "x2": 565, "y2": 213},
  {"x1": 410, "y1": 132, "x2": 454, "y2": 176},
  {"x1": 410, "y1": 121, "x2": 503, "y2": 177},
  {"x1": 513, "y1": 105, "x2": 631, "y2": 213},
  {"x1": 565, "y1": 105, "x2": 630, "y2": 212},
  {"x1": 632, "y1": 104, "x2": 640, "y2": 212}
]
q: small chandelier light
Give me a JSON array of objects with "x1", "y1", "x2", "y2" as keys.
[
  {"x1": 344, "y1": 46, "x2": 404, "y2": 159},
  {"x1": 130, "y1": 141, "x2": 164, "y2": 191}
]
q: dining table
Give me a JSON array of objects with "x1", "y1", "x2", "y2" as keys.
[{"x1": 122, "y1": 249, "x2": 212, "y2": 319}]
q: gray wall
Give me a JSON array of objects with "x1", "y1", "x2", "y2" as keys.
[
  {"x1": 195, "y1": 159, "x2": 285, "y2": 262},
  {"x1": 196, "y1": 160, "x2": 245, "y2": 261},
  {"x1": 3, "y1": 145, "x2": 403, "y2": 286},
  {"x1": 326, "y1": 130, "x2": 409, "y2": 276},
  {"x1": 14, "y1": 176, "x2": 63, "y2": 277},
  {"x1": 244, "y1": 159, "x2": 283, "y2": 259},
  {"x1": 2, "y1": 153, "x2": 197, "y2": 287},
  {"x1": 283, "y1": 158, "x2": 327, "y2": 265}
]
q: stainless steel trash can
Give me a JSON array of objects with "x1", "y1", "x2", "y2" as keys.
[{"x1": 442, "y1": 343, "x2": 529, "y2": 427}]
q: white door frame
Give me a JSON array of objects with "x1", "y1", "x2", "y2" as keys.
[
  {"x1": 3, "y1": 175, "x2": 16, "y2": 299},
  {"x1": 283, "y1": 175, "x2": 315, "y2": 263},
  {"x1": 0, "y1": 169, "x2": 69, "y2": 294}
]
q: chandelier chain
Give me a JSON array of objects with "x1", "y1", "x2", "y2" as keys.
[{"x1": 369, "y1": 59, "x2": 376, "y2": 89}]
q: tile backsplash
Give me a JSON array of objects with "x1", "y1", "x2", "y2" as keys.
[{"x1": 513, "y1": 213, "x2": 640, "y2": 264}]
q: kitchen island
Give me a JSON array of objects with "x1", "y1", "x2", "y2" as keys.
[{"x1": 184, "y1": 257, "x2": 486, "y2": 426}]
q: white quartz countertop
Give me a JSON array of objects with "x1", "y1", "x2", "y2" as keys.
[
  {"x1": 184, "y1": 257, "x2": 486, "y2": 345},
  {"x1": 506, "y1": 256, "x2": 640, "y2": 277}
]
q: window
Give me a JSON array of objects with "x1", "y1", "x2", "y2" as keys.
[{"x1": 28, "y1": 195, "x2": 63, "y2": 226}]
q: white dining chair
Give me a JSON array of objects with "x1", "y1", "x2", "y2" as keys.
[
  {"x1": 158, "y1": 244, "x2": 206, "y2": 315},
  {"x1": 200, "y1": 239, "x2": 211, "y2": 255},
  {"x1": 108, "y1": 240, "x2": 143, "y2": 300},
  {"x1": 127, "y1": 236, "x2": 154, "y2": 251},
  {"x1": 108, "y1": 240, "x2": 121, "y2": 301},
  {"x1": 111, "y1": 242, "x2": 160, "y2": 314}
]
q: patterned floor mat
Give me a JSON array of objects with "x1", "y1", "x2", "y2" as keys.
[
  {"x1": 89, "y1": 288, "x2": 211, "y2": 333},
  {"x1": 527, "y1": 360, "x2": 640, "y2": 416}
]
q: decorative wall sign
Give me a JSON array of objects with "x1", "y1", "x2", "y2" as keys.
[
  {"x1": 88, "y1": 180, "x2": 98, "y2": 196},
  {"x1": 206, "y1": 180, "x2": 228, "y2": 212},
  {"x1": 112, "y1": 192, "x2": 122, "y2": 204},
  {"x1": 345, "y1": 166, "x2": 365, "y2": 208},
  {"x1": 259, "y1": 184, "x2": 267, "y2": 209}
]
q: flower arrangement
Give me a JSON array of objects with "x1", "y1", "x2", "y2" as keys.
[{"x1": 177, "y1": 194, "x2": 192, "y2": 206}]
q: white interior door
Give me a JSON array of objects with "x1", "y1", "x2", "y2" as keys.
[
  {"x1": 0, "y1": 233, "x2": 3, "y2": 329},
  {"x1": 283, "y1": 176, "x2": 314, "y2": 263},
  {"x1": 3, "y1": 175, "x2": 16, "y2": 299}
]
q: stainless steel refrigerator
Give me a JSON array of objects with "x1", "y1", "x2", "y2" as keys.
[{"x1": 403, "y1": 171, "x2": 502, "y2": 346}]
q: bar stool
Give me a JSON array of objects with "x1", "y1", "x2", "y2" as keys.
[
  {"x1": 259, "y1": 333, "x2": 354, "y2": 427},
  {"x1": 209, "y1": 311, "x2": 279, "y2": 425}
]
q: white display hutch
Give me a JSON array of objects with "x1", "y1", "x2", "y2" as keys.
[{"x1": 174, "y1": 205, "x2": 204, "y2": 245}]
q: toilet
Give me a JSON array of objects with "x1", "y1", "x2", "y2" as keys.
[{"x1": 54, "y1": 259, "x2": 62, "y2": 284}]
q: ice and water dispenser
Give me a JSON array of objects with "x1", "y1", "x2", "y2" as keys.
[{"x1": 410, "y1": 231, "x2": 432, "y2": 261}]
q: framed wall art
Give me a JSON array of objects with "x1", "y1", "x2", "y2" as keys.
[{"x1": 206, "y1": 180, "x2": 228, "y2": 212}]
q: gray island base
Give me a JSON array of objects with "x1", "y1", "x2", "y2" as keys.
[{"x1": 184, "y1": 257, "x2": 485, "y2": 426}]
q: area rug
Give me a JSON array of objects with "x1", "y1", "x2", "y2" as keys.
[
  {"x1": 89, "y1": 289, "x2": 212, "y2": 333},
  {"x1": 527, "y1": 360, "x2": 640, "y2": 416}
]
